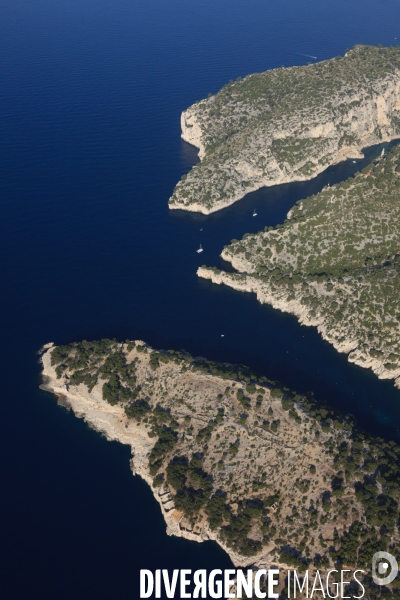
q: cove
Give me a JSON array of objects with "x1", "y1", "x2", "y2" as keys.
[
  {"x1": 1, "y1": 0, "x2": 400, "y2": 597},
  {"x1": 167, "y1": 138, "x2": 400, "y2": 442}
]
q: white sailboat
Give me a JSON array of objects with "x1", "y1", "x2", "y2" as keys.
[
  {"x1": 196, "y1": 244, "x2": 203, "y2": 253},
  {"x1": 253, "y1": 209, "x2": 257, "y2": 217}
]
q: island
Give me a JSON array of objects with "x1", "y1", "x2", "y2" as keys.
[
  {"x1": 40, "y1": 339, "x2": 400, "y2": 595},
  {"x1": 169, "y1": 45, "x2": 400, "y2": 214},
  {"x1": 199, "y1": 144, "x2": 400, "y2": 387}
]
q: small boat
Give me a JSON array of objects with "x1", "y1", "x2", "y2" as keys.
[
  {"x1": 196, "y1": 244, "x2": 203, "y2": 253},
  {"x1": 253, "y1": 209, "x2": 257, "y2": 217},
  {"x1": 353, "y1": 160, "x2": 356, "y2": 163}
]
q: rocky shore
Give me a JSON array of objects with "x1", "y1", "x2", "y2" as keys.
[
  {"x1": 40, "y1": 344, "x2": 272, "y2": 568},
  {"x1": 40, "y1": 345, "x2": 246, "y2": 558},
  {"x1": 197, "y1": 265, "x2": 400, "y2": 388},
  {"x1": 169, "y1": 45, "x2": 400, "y2": 214},
  {"x1": 39, "y1": 339, "x2": 400, "y2": 598}
]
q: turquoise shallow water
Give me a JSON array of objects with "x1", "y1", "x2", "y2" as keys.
[{"x1": 1, "y1": 0, "x2": 400, "y2": 597}]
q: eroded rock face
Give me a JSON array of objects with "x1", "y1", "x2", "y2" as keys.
[
  {"x1": 41, "y1": 340, "x2": 400, "y2": 576},
  {"x1": 197, "y1": 145, "x2": 400, "y2": 387},
  {"x1": 169, "y1": 45, "x2": 400, "y2": 214},
  {"x1": 198, "y1": 266, "x2": 400, "y2": 386}
]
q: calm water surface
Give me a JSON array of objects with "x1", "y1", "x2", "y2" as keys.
[{"x1": 1, "y1": 0, "x2": 400, "y2": 597}]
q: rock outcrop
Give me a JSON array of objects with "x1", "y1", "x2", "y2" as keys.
[
  {"x1": 196, "y1": 143, "x2": 400, "y2": 387},
  {"x1": 198, "y1": 266, "x2": 400, "y2": 388},
  {"x1": 41, "y1": 339, "x2": 400, "y2": 572},
  {"x1": 169, "y1": 45, "x2": 400, "y2": 214},
  {"x1": 40, "y1": 339, "x2": 400, "y2": 595}
]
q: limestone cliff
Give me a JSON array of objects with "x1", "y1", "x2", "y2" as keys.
[
  {"x1": 198, "y1": 266, "x2": 400, "y2": 388},
  {"x1": 197, "y1": 145, "x2": 400, "y2": 387},
  {"x1": 40, "y1": 339, "x2": 400, "y2": 577},
  {"x1": 169, "y1": 45, "x2": 400, "y2": 214}
]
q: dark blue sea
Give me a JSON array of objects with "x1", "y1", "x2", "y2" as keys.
[{"x1": 1, "y1": 0, "x2": 400, "y2": 597}]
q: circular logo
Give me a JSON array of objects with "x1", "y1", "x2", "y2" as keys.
[{"x1": 372, "y1": 552, "x2": 398, "y2": 585}]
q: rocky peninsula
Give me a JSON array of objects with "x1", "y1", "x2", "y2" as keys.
[
  {"x1": 199, "y1": 144, "x2": 400, "y2": 388},
  {"x1": 169, "y1": 45, "x2": 400, "y2": 214},
  {"x1": 40, "y1": 339, "x2": 400, "y2": 589}
]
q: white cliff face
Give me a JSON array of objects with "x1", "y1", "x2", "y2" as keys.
[
  {"x1": 181, "y1": 107, "x2": 206, "y2": 159},
  {"x1": 40, "y1": 341, "x2": 400, "y2": 586},
  {"x1": 40, "y1": 347, "x2": 213, "y2": 544},
  {"x1": 39, "y1": 346, "x2": 265, "y2": 567},
  {"x1": 169, "y1": 46, "x2": 400, "y2": 214},
  {"x1": 41, "y1": 347, "x2": 155, "y2": 486},
  {"x1": 197, "y1": 266, "x2": 400, "y2": 389}
]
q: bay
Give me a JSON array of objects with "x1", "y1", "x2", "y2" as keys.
[{"x1": 1, "y1": 0, "x2": 400, "y2": 597}]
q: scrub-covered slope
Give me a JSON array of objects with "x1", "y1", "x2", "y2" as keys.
[
  {"x1": 199, "y1": 144, "x2": 400, "y2": 386},
  {"x1": 169, "y1": 45, "x2": 400, "y2": 214},
  {"x1": 41, "y1": 339, "x2": 400, "y2": 576}
]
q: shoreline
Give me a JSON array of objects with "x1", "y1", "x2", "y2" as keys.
[
  {"x1": 169, "y1": 136, "x2": 400, "y2": 215},
  {"x1": 169, "y1": 47, "x2": 400, "y2": 215},
  {"x1": 197, "y1": 265, "x2": 400, "y2": 389},
  {"x1": 39, "y1": 345, "x2": 264, "y2": 569},
  {"x1": 39, "y1": 339, "x2": 400, "y2": 599},
  {"x1": 169, "y1": 143, "x2": 366, "y2": 216}
]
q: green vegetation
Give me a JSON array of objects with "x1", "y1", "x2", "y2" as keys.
[
  {"x1": 124, "y1": 399, "x2": 151, "y2": 420},
  {"x1": 207, "y1": 144, "x2": 400, "y2": 385},
  {"x1": 48, "y1": 339, "x2": 400, "y2": 580},
  {"x1": 170, "y1": 45, "x2": 400, "y2": 213},
  {"x1": 51, "y1": 339, "x2": 139, "y2": 399}
]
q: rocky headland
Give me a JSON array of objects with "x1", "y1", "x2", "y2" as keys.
[
  {"x1": 199, "y1": 144, "x2": 400, "y2": 388},
  {"x1": 169, "y1": 45, "x2": 400, "y2": 214},
  {"x1": 40, "y1": 339, "x2": 400, "y2": 586}
]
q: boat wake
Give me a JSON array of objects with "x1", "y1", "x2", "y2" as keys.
[{"x1": 297, "y1": 53, "x2": 317, "y2": 59}]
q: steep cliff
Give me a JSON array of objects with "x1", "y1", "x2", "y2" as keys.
[
  {"x1": 198, "y1": 144, "x2": 400, "y2": 387},
  {"x1": 169, "y1": 45, "x2": 400, "y2": 214},
  {"x1": 41, "y1": 339, "x2": 400, "y2": 577}
]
